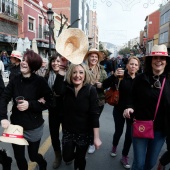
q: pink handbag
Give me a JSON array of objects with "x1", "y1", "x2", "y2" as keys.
[{"x1": 133, "y1": 78, "x2": 166, "y2": 139}]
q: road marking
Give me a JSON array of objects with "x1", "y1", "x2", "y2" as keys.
[{"x1": 28, "y1": 136, "x2": 51, "y2": 170}]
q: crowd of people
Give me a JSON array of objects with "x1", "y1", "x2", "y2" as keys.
[{"x1": 0, "y1": 28, "x2": 170, "y2": 170}]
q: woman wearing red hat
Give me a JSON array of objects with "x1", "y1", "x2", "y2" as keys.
[
  {"x1": 9, "y1": 50, "x2": 22, "y2": 81},
  {"x1": 123, "y1": 45, "x2": 170, "y2": 170}
]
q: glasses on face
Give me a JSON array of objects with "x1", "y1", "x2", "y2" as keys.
[{"x1": 153, "y1": 75, "x2": 161, "y2": 89}]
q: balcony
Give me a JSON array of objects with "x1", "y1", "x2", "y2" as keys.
[{"x1": 0, "y1": 0, "x2": 23, "y2": 23}]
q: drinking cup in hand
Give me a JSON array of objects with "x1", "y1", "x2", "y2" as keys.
[{"x1": 15, "y1": 96, "x2": 24, "y2": 105}]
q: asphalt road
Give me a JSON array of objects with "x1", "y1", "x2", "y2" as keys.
[{"x1": 0, "y1": 103, "x2": 169, "y2": 170}]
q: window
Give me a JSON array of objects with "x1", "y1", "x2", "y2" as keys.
[
  {"x1": 159, "y1": 31, "x2": 168, "y2": 44},
  {"x1": 160, "y1": 10, "x2": 170, "y2": 26},
  {"x1": 29, "y1": 17, "x2": 34, "y2": 31},
  {"x1": 39, "y1": 17, "x2": 42, "y2": 38}
]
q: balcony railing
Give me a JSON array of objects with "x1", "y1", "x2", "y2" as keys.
[{"x1": 0, "y1": 0, "x2": 23, "y2": 23}]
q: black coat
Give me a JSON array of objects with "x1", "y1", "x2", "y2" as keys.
[
  {"x1": 9, "y1": 64, "x2": 21, "y2": 81},
  {"x1": 0, "y1": 73, "x2": 53, "y2": 130},
  {"x1": 102, "y1": 70, "x2": 136, "y2": 113},
  {"x1": 53, "y1": 74, "x2": 100, "y2": 134},
  {"x1": 128, "y1": 72, "x2": 170, "y2": 134}
]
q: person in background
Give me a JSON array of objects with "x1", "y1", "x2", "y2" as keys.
[
  {"x1": 0, "y1": 50, "x2": 53, "y2": 170},
  {"x1": 36, "y1": 58, "x2": 48, "y2": 77},
  {"x1": 113, "y1": 55, "x2": 124, "y2": 71},
  {"x1": 84, "y1": 48, "x2": 107, "y2": 154},
  {"x1": 45, "y1": 54, "x2": 63, "y2": 169},
  {"x1": 96, "y1": 56, "x2": 140, "y2": 169},
  {"x1": 0, "y1": 57, "x2": 4, "y2": 77},
  {"x1": 100, "y1": 50, "x2": 114, "y2": 76},
  {"x1": 123, "y1": 45, "x2": 170, "y2": 170},
  {"x1": 53, "y1": 63, "x2": 101, "y2": 170},
  {"x1": 0, "y1": 51, "x2": 10, "y2": 71},
  {"x1": 9, "y1": 50, "x2": 22, "y2": 81}
]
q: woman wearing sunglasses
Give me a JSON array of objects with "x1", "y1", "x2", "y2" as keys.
[{"x1": 123, "y1": 44, "x2": 170, "y2": 170}]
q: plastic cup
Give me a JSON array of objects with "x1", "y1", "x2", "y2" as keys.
[{"x1": 15, "y1": 96, "x2": 24, "y2": 104}]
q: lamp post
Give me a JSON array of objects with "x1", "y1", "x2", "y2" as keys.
[
  {"x1": 39, "y1": 1, "x2": 54, "y2": 58},
  {"x1": 47, "y1": 3, "x2": 54, "y2": 58}
]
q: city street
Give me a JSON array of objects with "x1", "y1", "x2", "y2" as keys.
[{"x1": 0, "y1": 103, "x2": 169, "y2": 170}]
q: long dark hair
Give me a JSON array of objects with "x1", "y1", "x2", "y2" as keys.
[{"x1": 45, "y1": 53, "x2": 61, "y2": 77}]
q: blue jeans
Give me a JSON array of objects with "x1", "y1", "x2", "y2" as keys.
[{"x1": 131, "y1": 131, "x2": 166, "y2": 170}]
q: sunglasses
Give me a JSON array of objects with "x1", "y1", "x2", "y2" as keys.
[{"x1": 153, "y1": 75, "x2": 161, "y2": 89}]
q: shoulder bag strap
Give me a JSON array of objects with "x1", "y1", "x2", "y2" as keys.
[{"x1": 153, "y1": 77, "x2": 166, "y2": 120}]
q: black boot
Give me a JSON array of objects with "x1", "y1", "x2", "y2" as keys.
[
  {"x1": 0, "y1": 149, "x2": 12, "y2": 170},
  {"x1": 39, "y1": 158, "x2": 47, "y2": 170},
  {"x1": 37, "y1": 154, "x2": 47, "y2": 170}
]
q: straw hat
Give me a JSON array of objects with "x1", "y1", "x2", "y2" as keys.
[
  {"x1": 0, "y1": 124, "x2": 28, "y2": 145},
  {"x1": 56, "y1": 28, "x2": 89, "y2": 64},
  {"x1": 84, "y1": 48, "x2": 103, "y2": 62},
  {"x1": 10, "y1": 50, "x2": 22, "y2": 61},
  {"x1": 147, "y1": 44, "x2": 168, "y2": 57}
]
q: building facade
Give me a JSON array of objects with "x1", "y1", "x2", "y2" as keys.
[
  {"x1": 0, "y1": 0, "x2": 23, "y2": 54},
  {"x1": 159, "y1": 2, "x2": 170, "y2": 54}
]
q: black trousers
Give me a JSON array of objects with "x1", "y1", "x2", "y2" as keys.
[
  {"x1": 48, "y1": 107, "x2": 63, "y2": 152},
  {"x1": 62, "y1": 139, "x2": 89, "y2": 170},
  {"x1": 112, "y1": 108, "x2": 132, "y2": 156},
  {"x1": 12, "y1": 139, "x2": 44, "y2": 170}
]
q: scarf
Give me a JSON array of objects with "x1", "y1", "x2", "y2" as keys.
[
  {"x1": 89, "y1": 64, "x2": 101, "y2": 85},
  {"x1": 48, "y1": 70, "x2": 56, "y2": 89}
]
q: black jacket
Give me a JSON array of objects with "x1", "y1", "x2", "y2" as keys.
[
  {"x1": 9, "y1": 64, "x2": 21, "y2": 81},
  {"x1": 0, "y1": 73, "x2": 53, "y2": 130},
  {"x1": 102, "y1": 70, "x2": 136, "y2": 113},
  {"x1": 127, "y1": 72, "x2": 170, "y2": 133},
  {"x1": 53, "y1": 74, "x2": 100, "y2": 134}
]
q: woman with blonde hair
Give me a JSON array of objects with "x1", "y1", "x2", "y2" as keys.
[
  {"x1": 97, "y1": 56, "x2": 140, "y2": 169},
  {"x1": 84, "y1": 48, "x2": 107, "y2": 154},
  {"x1": 53, "y1": 62, "x2": 101, "y2": 170}
]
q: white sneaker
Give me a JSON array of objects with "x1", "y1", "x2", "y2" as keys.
[{"x1": 88, "y1": 145, "x2": 95, "y2": 154}]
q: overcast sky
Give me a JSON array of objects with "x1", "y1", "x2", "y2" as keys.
[{"x1": 88, "y1": 0, "x2": 166, "y2": 46}]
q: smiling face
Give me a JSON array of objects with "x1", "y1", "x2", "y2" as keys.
[
  {"x1": 20, "y1": 56, "x2": 31, "y2": 77},
  {"x1": 71, "y1": 65, "x2": 85, "y2": 88},
  {"x1": 51, "y1": 56, "x2": 60, "y2": 73},
  {"x1": 152, "y1": 56, "x2": 167, "y2": 75},
  {"x1": 126, "y1": 58, "x2": 139, "y2": 75},
  {"x1": 88, "y1": 53, "x2": 99, "y2": 67}
]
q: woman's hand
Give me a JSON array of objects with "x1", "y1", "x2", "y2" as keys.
[
  {"x1": 38, "y1": 97, "x2": 46, "y2": 104},
  {"x1": 59, "y1": 57, "x2": 68, "y2": 75},
  {"x1": 59, "y1": 57, "x2": 68, "y2": 70},
  {"x1": 123, "y1": 108, "x2": 134, "y2": 119},
  {"x1": 17, "y1": 100, "x2": 29, "y2": 111},
  {"x1": 94, "y1": 137, "x2": 102, "y2": 150},
  {"x1": 1, "y1": 119, "x2": 10, "y2": 128},
  {"x1": 114, "y1": 68, "x2": 124, "y2": 77},
  {"x1": 96, "y1": 82, "x2": 102, "y2": 88}
]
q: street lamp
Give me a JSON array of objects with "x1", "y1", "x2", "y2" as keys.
[
  {"x1": 47, "y1": 3, "x2": 54, "y2": 58},
  {"x1": 39, "y1": 1, "x2": 54, "y2": 58}
]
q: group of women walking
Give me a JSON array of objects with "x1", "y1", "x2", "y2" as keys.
[{"x1": 0, "y1": 42, "x2": 170, "y2": 170}]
